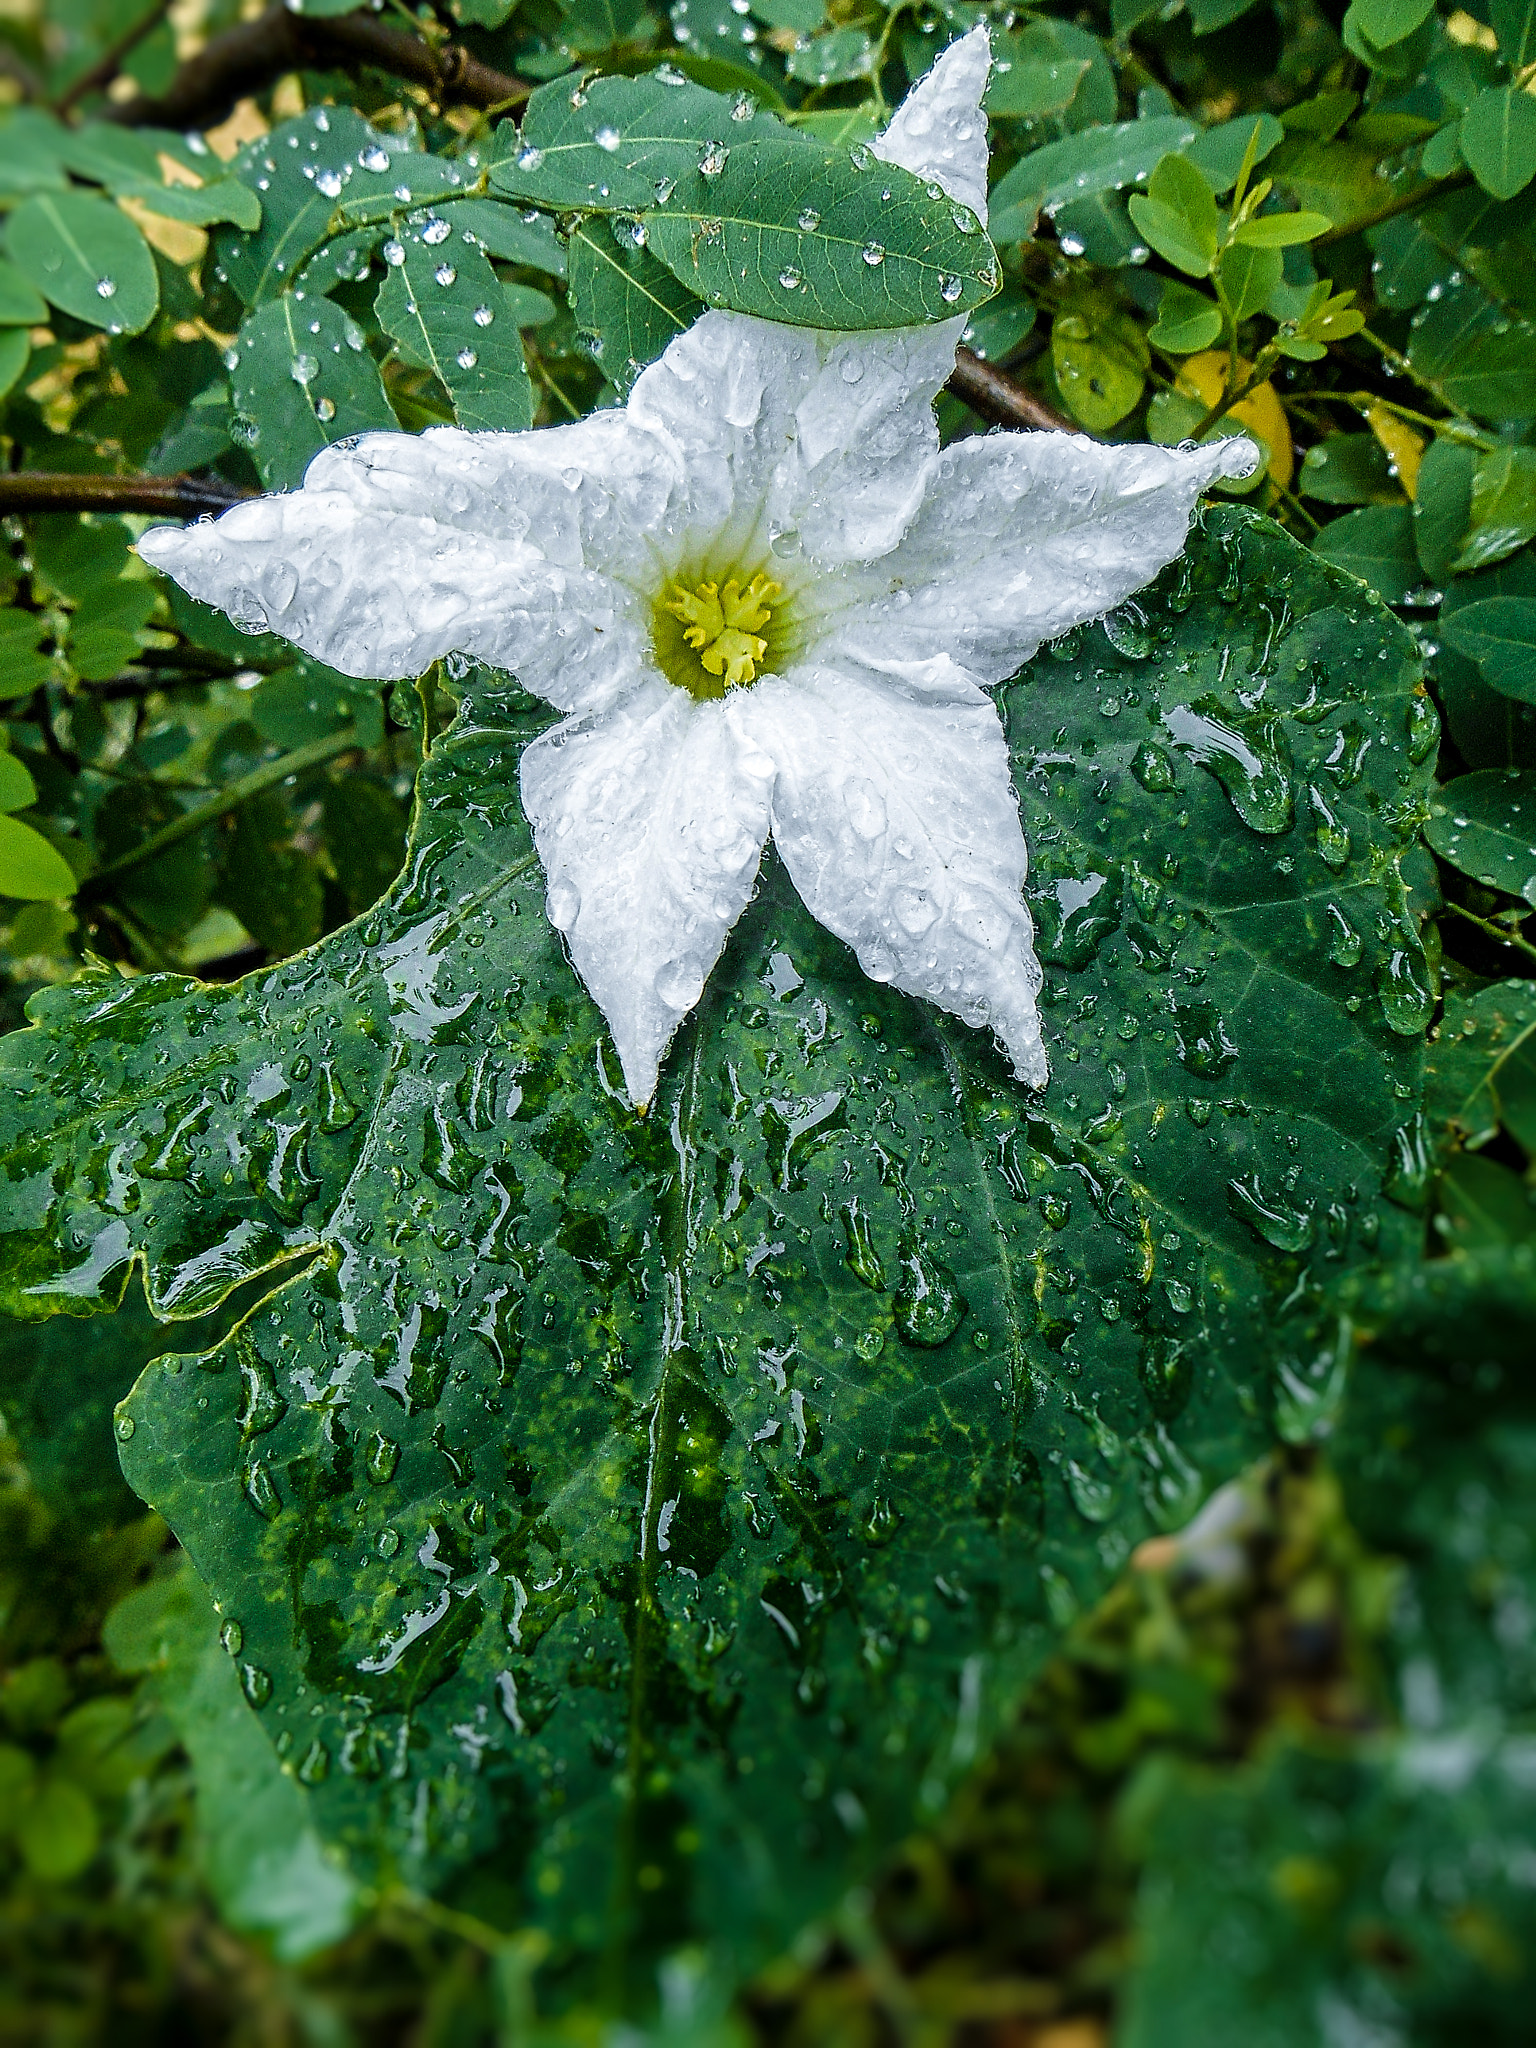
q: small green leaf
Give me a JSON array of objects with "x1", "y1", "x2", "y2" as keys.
[
  {"x1": 1408, "y1": 278, "x2": 1536, "y2": 422},
  {"x1": 375, "y1": 225, "x2": 534, "y2": 433},
  {"x1": 14, "y1": 1776, "x2": 98, "y2": 1879},
  {"x1": 0, "y1": 751, "x2": 38, "y2": 811},
  {"x1": 1299, "y1": 435, "x2": 1399, "y2": 506},
  {"x1": 986, "y1": 52, "x2": 1092, "y2": 121},
  {"x1": 1425, "y1": 770, "x2": 1536, "y2": 905},
  {"x1": 1185, "y1": 114, "x2": 1285, "y2": 195},
  {"x1": 988, "y1": 117, "x2": 1198, "y2": 242},
  {"x1": 1440, "y1": 598, "x2": 1536, "y2": 703},
  {"x1": 568, "y1": 217, "x2": 704, "y2": 393},
  {"x1": 1346, "y1": 0, "x2": 1434, "y2": 47},
  {"x1": 1051, "y1": 313, "x2": 1146, "y2": 429},
  {"x1": 117, "y1": 178, "x2": 263, "y2": 231},
  {"x1": 1311, "y1": 504, "x2": 1422, "y2": 604},
  {"x1": 0, "y1": 255, "x2": 47, "y2": 326},
  {"x1": 786, "y1": 27, "x2": 872, "y2": 84},
  {"x1": 1413, "y1": 435, "x2": 1478, "y2": 581},
  {"x1": 6, "y1": 191, "x2": 158, "y2": 336},
  {"x1": 230, "y1": 295, "x2": 397, "y2": 492},
  {"x1": 436, "y1": 197, "x2": 567, "y2": 276},
  {"x1": 1491, "y1": 0, "x2": 1536, "y2": 65},
  {"x1": 1148, "y1": 280, "x2": 1224, "y2": 353},
  {"x1": 0, "y1": 327, "x2": 30, "y2": 403},
  {"x1": 1127, "y1": 152, "x2": 1219, "y2": 277},
  {"x1": 1459, "y1": 86, "x2": 1536, "y2": 202},
  {"x1": 0, "y1": 610, "x2": 51, "y2": 702},
  {"x1": 1453, "y1": 446, "x2": 1536, "y2": 575},
  {"x1": 1230, "y1": 208, "x2": 1332, "y2": 247},
  {"x1": 0, "y1": 816, "x2": 76, "y2": 903},
  {"x1": 1214, "y1": 240, "x2": 1283, "y2": 321}
]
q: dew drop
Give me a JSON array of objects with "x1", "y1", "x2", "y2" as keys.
[
  {"x1": 797, "y1": 206, "x2": 820, "y2": 231},
  {"x1": 359, "y1": 144, "x2": 390, "y2": 173},
  {"x1": 862, "y1": 241, "x2": 886, "y2": 267},
  {"x1": 95, "y1": 276, "x2": 116, "y2": 299}
]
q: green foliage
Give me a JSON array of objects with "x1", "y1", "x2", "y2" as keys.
[{"x1": 1, "y1": 0, "x2": 1535, "y2": 2034}]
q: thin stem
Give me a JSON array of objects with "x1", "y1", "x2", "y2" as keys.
[
  {"x1": 1313, "y1": 169, "x2": 1472, "y2": 248},
  {"x1": 0, "y1": 473, "x2": 252, "y2": 517},
  {"x1": 947, "y1": 347, "x2": 1078, "y2": 432},
  {"x1": 85, "y1": 727, "x2": 359, "y2": 887},
  {"x1": 54, "y1": 0, "x2": 174, "y2": 114},
  {"x1": 1191, "y1": 341, "x2": 1283, "y2": 439},
  {"x1": 1443, "y1": 900, "x2": 1536, "y2": 966}
]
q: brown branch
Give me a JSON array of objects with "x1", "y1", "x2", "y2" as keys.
[
  {"x1": 106, "y1": 2, "x2": 530, "y2": 132},
  {"x1": 0, "y1": 473, "x2": 253, "y2": 517},
  {"x1": 55, "y1": 0, "x2": 174, "y2": 115},
  {"x1": 946, "y1": 347, "x2": 1079, "y2": 433}
]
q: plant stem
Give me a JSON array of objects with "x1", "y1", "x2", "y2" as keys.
[
  {"x1": 54, "y1": 0, "x2": 174, "y2": 114},
  {"x1": 85, "y1": 727, "x2": 360, "y2": 887},
  {"x1": 1191, "y1": 342, "x2": 1283, "y2": 439},
  {"x1": 1313, "y1": 170, "x2": 1472, "y2": 248},
  {"x1": 1443, "y1": 901, "x2": 1536, "y2": 966},
  {"x1": 947, "y1": 348, "x2": 1078, "y2": 432},
  {"x1": 0, "y1": 473, "x2": 252, "y2": 517},
  {"x1": 106, "y1": 1, "x2": 531, "y2": 132}
]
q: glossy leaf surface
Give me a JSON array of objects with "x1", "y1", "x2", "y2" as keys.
[{"x1": 0, "y1": 510, "x2": 1430, "y2": 1986}]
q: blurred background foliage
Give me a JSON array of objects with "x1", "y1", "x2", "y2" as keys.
[{"x1": 1, "y1": 0, "x2": 1535, "y2": 2037}]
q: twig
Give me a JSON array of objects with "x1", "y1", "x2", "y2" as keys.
[
  {"x1": 84, "y1": 726, "x2": 360, "y2": 887},
  {"x1": 0, "y1": 473, "x2": 253, "y2": 517},
  {"x1": 54, "y1": 0, "x2": 174, "y2": 115},
  {"x1": 946, "y1": 347, "x2": 1078, "y2": 433},
  {"x1": 1313, "y1": 170, "x2": 1472, "y2": 248},
  {"x1": 1443, "y1": 901, "x2": 1536, "y2": 967},
  {"x1": 106, "y1": 2, "x2": 530, "y2": 132}
]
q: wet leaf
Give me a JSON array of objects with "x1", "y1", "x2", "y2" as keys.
[{"x1": 0, "y1": 511, "x2": 1429, "y2": 1987}]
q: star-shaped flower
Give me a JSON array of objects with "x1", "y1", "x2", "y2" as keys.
[{"x1": 140, "y1": 31, "x2": 1254, "y2": 1107}]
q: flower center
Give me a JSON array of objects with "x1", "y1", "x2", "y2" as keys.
[{"x1": 652, "y1": 568, "x2": 786, "y2": 701}]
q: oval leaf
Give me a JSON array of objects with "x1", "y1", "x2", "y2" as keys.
[{"x1": 6, "y1": 191, "x2": 158, "y2": 335}]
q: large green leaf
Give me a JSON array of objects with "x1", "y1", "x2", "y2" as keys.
[
  {"x1": 375, "y1": 222, "x2": 535, "y2": 432},
  {"x1": 213, "y1": 108, "x2": 475, "y2": 306},
  {"x1": 987, "y1": 118, "x2": 1198, "y2": 243},
  {"x1": 5, "y1": 191, "x2": 159, "y2": 336},
  {"x1": 494, "y1": 74, "x2": 998, "y2": 327},
  {"x1": 229, "y1": 295, "x2": 398, "y2": 491},
  {"x1": 0, "y1": 511, "x2": 1428, "y2": 1993},
  {"x1": 567, "y1": 217, "x2": 705, "y2": 392}
]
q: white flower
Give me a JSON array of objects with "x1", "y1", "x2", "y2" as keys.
[{"x1": 139, "y1": 30, "x2": 1254, "y2": 1108}]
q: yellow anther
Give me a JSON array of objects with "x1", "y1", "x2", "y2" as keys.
[{"x1": 663, "y1": 572, "x2": 781, "y2": 689}]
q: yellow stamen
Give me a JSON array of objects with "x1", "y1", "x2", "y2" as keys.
[{"x1": 663, "y1": 572, "x2": 781, "y2": 689}]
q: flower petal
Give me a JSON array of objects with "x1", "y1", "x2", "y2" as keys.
[
  {"x1": 137, "y1": 417, "x2": 681, "y2": 709},
  {"x1": 734, "y1": 666, "x2": 1046, "y2": 1085},
  {"x1": 520, "y1": 681, "x2": 774, "y2": 1106},
  {"x1": 811, "y1": 431, "x2": 1257, "y2": 690},
  {"x1": 871, "y1": 25, "x2": 992, "y2": 225}
]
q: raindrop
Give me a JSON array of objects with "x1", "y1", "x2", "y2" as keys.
[
  {"x1": 1406, "y1": 692, "x2": 1439, "y2": 763},
  {"x1": 422, "y1": 216, "x2": 452, "y2": 245},
  {"x1": 1376, "y1": 932, "x2": 1434, "y2": 1035},
  {"x1": 359, "y1": 144, "x2": 390, "y2": 173},
  {"x1": 656, "y1": 955, "x2": 705, "y2": 1009},
  {"x1": 473, "y1": 303, "x2": 495, "y2": 326},
  {"x1": 1131, "y1": 741, "x2": 1177, "y2": 792},
  {"x1": 1163, "y1": 700, "x2": 1293, "y2": 835},
  {"x1": 456, "y1": 348, "x2": 478, "y2": 369},
  {"x1": 290, "y1": 353, "x2": 320, "y2": 386},
  {"x1": 1308, "y1": 784, "x2": 1351, "y2": 871},
  {"x1": 115, "y1": 1413, "x2": 135, "y2": 1440},
  {"x1": 778, "y1": 265, "x2": 802, "y2": 290},
  {"x1": 840, "y1": 1197, "x2": 885, "y2": 1289},
  {"x1": 366, "y1": 1431, "x2": 400, "y2": 1484},
  {"x1": 516, "y1": 144, "x2": 544, "y2": 171},
  {"x1": 95, "y1": 276, "x2": 116, "y2": 299},
  {"x1": 1227, "y1": 1173, "x2": 1314, "y2": 1252},
  {"x1": 315, "y1": 396, "x2": 336, "y2": 422},
  {"x1": 1325, "y1": 903, "x2": 1362, "y2": 968},
  {"x1": 546, "y1": 878, "x2": 580, "y2": 930},
  {"x1": 316, "y1": 168, "x2": 342, "y2": 198},
  {"x1": 939, "y1": 273, "x2": 963, "y2": 303},
  {"x1": 862, "y1": 241, "x2": 886, "y2": 267},
  {"x1": 595, "y1": 124, "x2": 621, "y2": 151},
  {"x1": 797, "y1": 206, "x2": 820, "y2": 231},
  {"x1": 434, "y1": 263, "x2": 456, "y2": 287},
  {"x1": 1066, "y1": 1460, "x2": 1117, "y2": 1523},
  {"x1": 698, "y1": 141, "x2": 729, "y2": 177},
  {"x1": 894, "y1": 1233, "x2": 966, "y2": 1347},
  {"x1": 219, "y1": 1619, "x2": 243, "y2": 1657},
  {"x1": 382, "y1": 239, "x2": 406, "y2": 266},
  {"x1": 844, "y1": 777, "x2": 886, "y2": 840},
  {"x1": 239, "y1": 1663, "x2": 273, "y2": 1708},
  {"x1": 654, "y1": 175, "x2": 677, "y2": 203}
]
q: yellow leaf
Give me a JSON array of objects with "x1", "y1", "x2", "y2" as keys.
[
  {"x1": 1365, "y1": 402, "x2": 1425, "y2": 498},
  {"x1": 1174, "y1": 352, "x2": 1294, "y2": 490}
]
